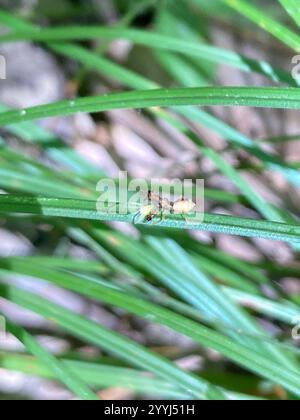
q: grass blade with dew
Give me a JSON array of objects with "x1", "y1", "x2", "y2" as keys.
[
  {"x1": 1, "y1": 87, "x2": 300, "y2": 126},
  {"x1": 1, "y1": 195, "x2": 300, "y2": 242}
]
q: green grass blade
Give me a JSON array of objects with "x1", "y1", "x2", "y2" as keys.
[
  {"x1": 184, "y1": 106, "x2": 300, "y2": 189},
  {"x1": 1, "y1": 195, "x2": 300, "y2": 242},
  {"x1": 194, "y1": 244, "x2": 268, "y2": 286},
  {"x1": 0, "y1": 105, "x2": 102, "y2": 177},
  {"x1": 278, "y1": 0, "x2": 300, "y2": 27},
  {"x1": 192, "y1": 254, "x2": 259, "y2": 294},
  {"x1": 225, "y1": 287, "x2": 300, "y2": 325},
  {"x1": 52, "y1": 43, "x2": 157, "y2": 90},
  {"x1": 0, "y1": 19, "x2": 296, "y2": 85},
  {"x1": 1, "y1": 9, "x2": 300, "y2": 196},
  {"x1": 15, "y1": 256, "x2": 109, "y2": 274},
  {"x1": 2, "y1": 255, "x2": 299, "y2": 355},
  {"x1": 0, "y1": 353, "x2": 190, "y2": 399},
  {"x1": 0, "y1": 135, "x2": 244, "y2": 207},
  {"x1": 0, "y1": 283, "x2": 225, "y2": 400},
  {"x1": 0, "y1": 167, "x2": 88, "y2": 199},
  {"x1": 154, "y1": 46, "x2": 300, "y2": 190},
  {"x1": 144, "y1": 237, "x2": 298, "y2": 370},
  {"x1": 187, "y1": 133, "x2": 283, "y2": 223},
  {"x1": 223, "y1": 0, "x2": 300, "y2": 51},
  {"x1": 2, "y1": 320, "x2": 99, "y2": 400},
  {"x1": 0, "y1": 1, "x2": 299, "y2": 402},
  {"x1": 1, "y1": 278, "x2": 300, "y2": 397},
  {"x1": 0, "y1": 87, "x2": 300, "y2": 126},
  {"x1": 0, "y1": 352, "x2": 262, "y2": 400}
]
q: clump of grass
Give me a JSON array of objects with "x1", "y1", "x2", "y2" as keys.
[{"x1": 0, "y1": 0, "x2": 300, "y2": 400}]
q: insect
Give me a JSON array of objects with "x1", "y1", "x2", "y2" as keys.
[
  {"x1": 134, "y1": 190, "x2": 196, "y2": 224},
  {"x1": 172, "y1": 197, "x2": 196, "y2": 214},
  {"x1": 137, "y1": 203, "x2": 159, "y2": 222}
]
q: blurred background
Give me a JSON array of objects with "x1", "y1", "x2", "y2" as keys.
[{"x1": 0, "y1": 0, "x2": 300, "y2": 400}]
